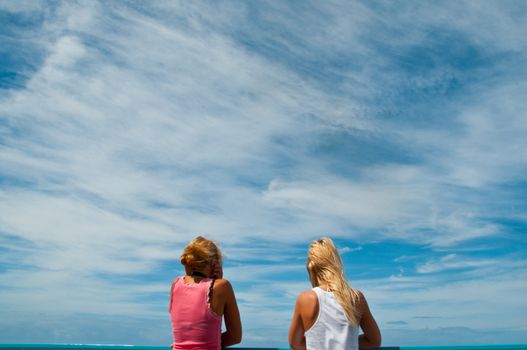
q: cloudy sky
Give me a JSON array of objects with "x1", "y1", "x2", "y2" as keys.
[{"x1": 1, "y1": 0, "x2": 527, "y2": 347}]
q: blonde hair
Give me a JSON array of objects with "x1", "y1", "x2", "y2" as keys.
[
  {"x1": 180, "y1": 236, "x2": 222, "y2": 271},
  {"x1": 307, "y1": 237, "x2": 361, "y2": 326}
]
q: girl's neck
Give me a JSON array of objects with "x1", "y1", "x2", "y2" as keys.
[{"x1": 190, "y1": 271, "x2": 207, "y2": 278}]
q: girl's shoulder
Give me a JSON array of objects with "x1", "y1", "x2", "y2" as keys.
[
  {"x1": 354, "y1": 288, "x2": 365, "y2": 300},
  {"x1": 212, "y1": 278, "x2": 233, "y2": 290},
  {"x1": 171, "y1": 276, "x2": 181, "y2": 286},
  {"x1": 353, "y1": 288, "x2": 369, "y2": 314},
  {"x1": 295, "y1": 290, "x2": 319, "y2": 329},
  {"x1": 298, "y1": 289, "x2": 318, "y2": 302},
  {"x1": 211, "y1": 278, "x2": 236, "y2": 302},
  {"x1": 296, "y1": 289, "x2": 319, "y2": 311}
]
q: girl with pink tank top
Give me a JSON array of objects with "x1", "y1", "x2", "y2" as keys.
[
  {"x1": 169, "y1": 276, "x2": 222, "y2": 349},
  {"x1": 169, "y1": 236, "x2": 242, "y2": 350}
]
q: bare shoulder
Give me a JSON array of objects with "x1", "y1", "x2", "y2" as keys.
[
  {"x1": 296, "y1": 290, "x2": 319, "y2": 330},
  {"x1": 355, "y1": 288, "x2": 365, "y2": 300},
  {"x1": 297, "y1": 290, "x2": 317, "y2": 304},
  {"x1": 354, "y1": 289, "x2": 369, "y2": 313},
  {"x1": 296, "y1": 290, "x2": 318, "y2": 312},
  {"x1": 212, "y1": 278, "x2": 234, "y2": 293},
  {"x1": 213, "y1": 278, "x2": 232, "y2": 287}
]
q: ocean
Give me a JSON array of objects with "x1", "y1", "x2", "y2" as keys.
[{"x1": 0, "y1": 344, "x2": 526, "y2": 350}]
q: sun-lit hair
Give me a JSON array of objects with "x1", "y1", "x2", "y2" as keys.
[
  {"x1": 180, "y1": 236, "x2": 222, "y2": 271},
  {"x1": 307, "y1": 237, "x2": 362, "y2": 326}
]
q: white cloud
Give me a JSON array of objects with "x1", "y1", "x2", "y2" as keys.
[
  {"x1": 416, "y1": 254, "x2": 498, "y2": 274},
  {"x1": 339, "y1": 246, "x2": 363, "y2": 254},
  {"x1": 357, "y1": 266, "x2": 527, "y2": 331}
]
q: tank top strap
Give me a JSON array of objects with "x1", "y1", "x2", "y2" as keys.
[
  {"x1": 168, "y1": 277, "x2": 182, "y2": 312},
  {"x1": 312, "y1": 286, "x2": 325, "y2": 304}
]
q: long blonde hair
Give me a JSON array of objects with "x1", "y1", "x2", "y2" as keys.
[
  {"x1": 307, "y1": 237, "x2": 361, "y2": 326},
  {"x1": 180, "y1": 236, "x2": 222, "y2": 271}
]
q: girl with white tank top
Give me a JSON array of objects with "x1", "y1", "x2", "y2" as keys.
[
  {"x1": 288, "y1": 238, "x2": 381, "y2": 350},
  {"x1": 305, "y1": 287, "x2": 360, "y2": 350}
]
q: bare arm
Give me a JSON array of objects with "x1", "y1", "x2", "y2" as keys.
[
  {"x1": 220, "y1": 280, "x2": 242, "y2": 347},
  {"x1": 288, "y1": 291, "x2": 318, "y2": 350},
  {"x1": 288, "y1": 296, "x2": 306, "y2": 350},
  {"x1": 358, "y1": 292, "x2": 381, "y2": 348}
]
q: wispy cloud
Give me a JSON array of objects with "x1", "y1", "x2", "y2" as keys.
[
  {"x1": 339, "y1": 246, "x2": 363, "y2": 254},
  {"x1": 416, "y1": 254, "x2": 498, "y2": 274}
]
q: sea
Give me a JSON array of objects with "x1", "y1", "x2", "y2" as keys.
[{"x1": 0, "y1": 344, "x2": 526, "y2": 350}]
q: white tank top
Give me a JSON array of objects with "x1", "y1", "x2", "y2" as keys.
[{"x1": 304, "y1": 287, "x2": 359, "y2": 350}]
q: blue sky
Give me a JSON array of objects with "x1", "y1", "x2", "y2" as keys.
[{"x1": 1, "y1": 0, "x2": 526, "y2": 347}]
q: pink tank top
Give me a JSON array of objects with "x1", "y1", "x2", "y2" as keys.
[{"x1": 169, "y1": 277, "x2": 222, "y2": 350}]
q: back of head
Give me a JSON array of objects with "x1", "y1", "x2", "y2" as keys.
[
  {"x1": 307, "y1": 237, "x2": 361, "y2": 326},
  {"x1": 180, "y1": 236, "x2": 222, "y2": 272}
]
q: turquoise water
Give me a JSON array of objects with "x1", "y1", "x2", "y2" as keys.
[{"x1": 0, "y1": 344, "x2": 526, "y2": 350}]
